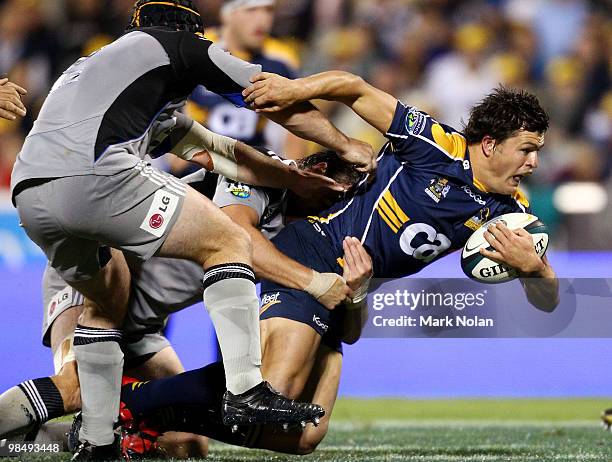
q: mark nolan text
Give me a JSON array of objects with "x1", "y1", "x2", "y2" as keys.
[
  {"x1": 372, "y1": 315, "x2": 494, "y2": 328},
  {"x1": 421, "y1": 315, "x2": 493, "y2": 327}
]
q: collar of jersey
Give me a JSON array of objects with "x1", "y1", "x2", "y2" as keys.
[{"x1": 463, "y1": 148, "x2": 490, "y2": 194}]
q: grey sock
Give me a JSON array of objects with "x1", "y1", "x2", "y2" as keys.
[
  {"x1": 203, "y1": 263, "x2": 263, "y2": 394},
  {"x1": 74, "y1": 325, "x2": 123, "y2": 446}
]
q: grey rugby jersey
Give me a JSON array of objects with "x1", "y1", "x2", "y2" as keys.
[
  {"x1": 213, "y1": 175, "x2": 286, "y2": 240},
  {"x1": 11, "y1": 28, "x2": 260, "y2": 199}
]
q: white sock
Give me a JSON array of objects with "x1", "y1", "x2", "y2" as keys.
[
  {"x1": 73, "y1": 325, "x2": 123, "y2": 446},
  {"x1": 0, "y1": 386, "x2": 38, "y2": 438},
  {"x1": 203, "y1": 263, "x2": 263, "y2": 394}
]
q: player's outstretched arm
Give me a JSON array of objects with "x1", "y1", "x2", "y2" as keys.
[
  {"x1": 340, "y1": 237, "x2": 372, "y2": 344},
  {"x1": 171, "y1": 118, "x2": 344, "y2": 195},
  {"x1": 480, "y1": 223, "x2": 559, "y2": 312},
  {"x1": 0, "y1": 77, "x2": 27, "y2": 120},
  {"x1": 221, "y1": 204, "x2": 352, "y2": 310},
  {"x1": 243, "y1": 71, "x2": 397, "y2": 135},
  {"x1": 262, "y1": 101, "x2": 376, "y2": 173}
]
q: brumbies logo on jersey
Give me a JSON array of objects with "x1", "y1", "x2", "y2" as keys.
[
  {"x1": 425, "y1": 177, "x2": 451, "y2": 203},
  {"x1": 464, "y1": 207, "x2": 490, "y2": 231},
  {"x1": 226, "y1": 181, "x2": 251, "y2": 199}
]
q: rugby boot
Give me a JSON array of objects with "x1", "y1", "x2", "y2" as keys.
[
  {"x1": 69, "y1": 411, "x2": 123, "y2": 461},
  {"x1": 71, "y1": 436, "x2": 122, "y2": 461},
  {"x1": 222, "y1": 381, "x2": 324, "y2": 432}
]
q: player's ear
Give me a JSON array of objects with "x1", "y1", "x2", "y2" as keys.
[{"x1": 481, "y1": 136, "x2": 496, "y2": 158}]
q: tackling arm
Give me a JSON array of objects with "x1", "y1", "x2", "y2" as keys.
[
  {"x1": 243, "y1": 71, "x2": 398, "y2": 135},
  {"x1": 221, "y1": 205, "x2": 351, "y2": 310},
  {"x1": 169, "y1": 116, "x2": 343, "y2": 196}
]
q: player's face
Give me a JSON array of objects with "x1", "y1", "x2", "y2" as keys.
[
  {"x1": 227, "y1": 5, "x2": 274, "y2": 51},
  {"x1": 489, "y1": 130, "x2": 544, "y2": 195}
]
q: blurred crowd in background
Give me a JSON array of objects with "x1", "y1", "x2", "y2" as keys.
[{"x1": 0, "y1": 0, "x2": 610, "y2": 249}]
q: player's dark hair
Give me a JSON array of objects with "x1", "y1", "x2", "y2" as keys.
[
  {"x1": 463, "y1": 86, "x2": 549, "y2": 144},
  {"x1": 297, "y1": 150, "x2": 363, "y2": 187},
  {"x1": 126, "y1": 0, "x2": 204, "y2": 34}
]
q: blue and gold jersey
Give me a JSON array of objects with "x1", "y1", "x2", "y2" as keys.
[{"x1": 310, "y1": 102, "x2": 531, "y2": 278}]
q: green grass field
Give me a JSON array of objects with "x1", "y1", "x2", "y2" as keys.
[{"x1": 11, "y1": 399, "x2": 612, "y2": 461}]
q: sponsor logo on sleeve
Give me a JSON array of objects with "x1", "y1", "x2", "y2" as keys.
[
  {"x1": 140, "y1": 190, "x2": 180, "y2": 238},
  {"x1": 405, "y1": 108, "x2": 426, "y2": 135}
]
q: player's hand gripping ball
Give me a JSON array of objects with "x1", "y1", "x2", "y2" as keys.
[{"x1": 461, "y1": 213, "x2": 549, "y2": 283}]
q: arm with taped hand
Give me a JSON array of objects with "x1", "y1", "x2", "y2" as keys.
[
  {"x1": 169, "y1": 114, "x2": 344, "y2": 196},
  {"x1": 340, "y1": 237, "x2": 373, "y2": 344},
  {"x1": 221, "y1": 204, "x2": 352, "y2": 310}
]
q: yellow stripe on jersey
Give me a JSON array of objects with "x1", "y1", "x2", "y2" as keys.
[
  {"x1": 377, "y1": 199, "x2": 402, "y2": 230},
  {"x1": 382, "y1": 191, "x2": 410, "y2": 223},
  {"x1": 513, "y1": 188, "x2": 530, "y2": 208},
  {"x1": 376, "y1": 190, "x2": 410, "y2": 233},
  {"x1": 431, "y1": 123, "x2": 467, "y2": 160},
  {"x1": 377, "y1": 207, "x2": 399, "y2": 233},
  {"x1": 308, "y1": 208, "x2": 345, "y2": 224}
]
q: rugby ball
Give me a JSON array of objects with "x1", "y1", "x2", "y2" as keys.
[{"x1": 461, "y1": 213, "x2": 549, "y2": 283}]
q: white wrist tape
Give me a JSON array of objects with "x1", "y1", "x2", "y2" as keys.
[
  {"x1": 350, "y1": 276, "x2": 371, "y2": 304},
  {"x1": 173, "y1": 121, "x2": 239, "y2": 179},
  {"x1": 304, "y1": 271, "x2": 344, "y2": 300}
]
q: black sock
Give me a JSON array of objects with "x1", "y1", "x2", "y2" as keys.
[
  {"x1": 18, "y1": 377, "x2": 64, "y2": 423},
  {"x1": 121, "y1": 361, "x2": 226, "y2": 417}
]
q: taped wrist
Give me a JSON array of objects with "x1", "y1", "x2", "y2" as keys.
[
  {"x1": 172, "y1": 121, "x2": 238, "y2": 176},
  {"x1": 350, "y1": 275, "x2": 371, "y2": 304},
  {"x1": 304, "y1": 271, "x2": 345, "y2": 300}
]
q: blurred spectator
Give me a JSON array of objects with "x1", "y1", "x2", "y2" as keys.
[
  {"x1": 532, "y1": 0, "x2": 588, "y2": 70},
  {"x1": 423, "y1": 22, "x2": 500, "y2": 127}
]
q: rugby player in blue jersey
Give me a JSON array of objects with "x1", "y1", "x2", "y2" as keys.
[{"x1": 113, "y1": 78, "x2": 560, "y2": 456}]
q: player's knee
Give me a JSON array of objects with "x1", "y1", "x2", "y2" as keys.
[
  {"x1": 207, "y1": 221, "x2": 252, "y2": 264},
  {"x1": 226, "y1": 222, "x2": 252, "y2": 255}
]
